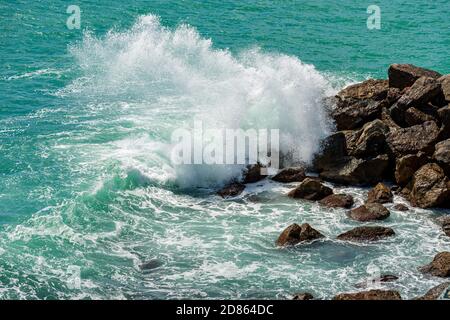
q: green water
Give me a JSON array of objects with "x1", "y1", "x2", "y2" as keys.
[{"x1": 0, "y1": 0, "x2": 449, "y2": 299}]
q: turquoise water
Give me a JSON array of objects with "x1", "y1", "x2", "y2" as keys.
[{"x1": 1, "y1": 0, "x2": 450, "y2": 299}]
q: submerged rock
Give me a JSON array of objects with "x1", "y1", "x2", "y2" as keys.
[
  {"x1": 419, "y1": 252, "x2": 450, "y2": 277},
  {"x1": 319, "y1": 194, "x2": 354, "y2": 209},
  {"x1": 333, "y1": 289, "x2": 402, "y2": 300},
  {"x1": 367, "y1": 183, "x2": 393, "y2": 204},
  {"x1": 440, "y1": 216, "x2": 450, "y2": 237},
  {"x1": 217, "y1": 182, "x2": 245, "y2": 198},
  {"x1": 416, "y1": 282, "x2": 450, "y2": 300},
  {"x1": 355, "y1": 275, "x2": 399, "y2": 288},
  {"x1": 139, "y1": 259, "x2": 163, "y2": 271},
  {"x1": 393, "y1": 203, "x2": 409, "y2": 211},
  {"x1": 348, "y1": 203, "x2": 390, "y2": 222},
  {"x1": 271, "y1": 167, "x2": 306, "y2": 183},
  {"x1": 276, "y1": 223, "x2": 324, "y2": 247},
  {"x1": 388, "y1": 64, "x2": 441, "y2": 90},
  {"x1": 243, "y1": 164, "x2": 265, "y2": 184},
  {"x1": 292, "y1": 292, "x2": 314, "y2": 300},
  {"x1": 288, "y1": 178, "x2": 333, "y2": 201},
  {"x1": 337, "y1": 226, "x2": 395, "y2": 242}
]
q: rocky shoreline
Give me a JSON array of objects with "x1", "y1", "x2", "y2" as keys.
[{"x1": 218, "y1": 64, "x2": 450, "y2": 300}]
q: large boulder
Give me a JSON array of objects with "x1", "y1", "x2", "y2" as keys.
[
  {"x1": 313, "y1": 132, "x2": 348, "y2": 172},
  {"x1": 419, "y1": 252, "x2": 450, "y2": 277},
  {"x1": 288, "y1": 178, "x2": 333, "y2": 201},
  {"x1": 404, "y1": 107, "x2": 436, "y2": 126},
  {"x1": 388, "y1": 64, "x2": 441, "y2": 90},
  {"x1": 243, "y1": 164, "x2": 265, "y2": 183},
  {"x1": 336, "y1": 79, "x2": 389, "y2": 101},
  {"x1": 408, "y1": 163, "x2": 450, "y2": 208},
  {"x1": 386, "y1": 121, "x2": 440, "y2": 157},
  {"x1": 319, "y1": 194, "x2": 354, "y2": 209},
  {"x1": 367, "y1": 183, "x2": 393, "y2": 204},
  {"x1": 416, "y1": 282, "x2": 450, "y2": 300},
  {"x1": 271, "y1": 167, "x2": 306, "y2": 183},
  {"x1": 333, "y1": 290, "x2": 401, "y2": 300},
  {"x1": 394, "y1": 152, "x2": 428, "y2": 186},
  {"x1": 217, "y1": 182, "x2": 246, "y2": 198},
  {"x1": 337, "y1": 226, "x2": 395, "y2": 242},
  {"x1": 433, "y1": 139, "x2": 450, "y2": 175},
  {"x1": 347, "y1": 120, "x2": 390, "y2": 158},
  {"x1": 319, "y1": 155, "x2": 389, "y2": 185},
  {"x1": 332, "y1": 99, "x2": 383, "y2": 131},
  {"x1": 276, "y1": 223, "x2": 324, "y2": 247},
  {"x1": 396, "y1": 77, "x2": 442, "y2": 109},
  {"x1": 348, "y1": 203, "x2": 390, "y2": 222}
]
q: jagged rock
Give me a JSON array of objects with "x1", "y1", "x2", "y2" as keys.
[
  {"x1": 292, "y1": 292, "x2": 314, "y2": 300},
  {"x1": 319, "y1": 155, "x2": 389, "y2": 185},
  {"x1": 367, "y1": 183, "x2": 393, "y2": 204},
  {"x1": 386, "y1": 121, "x2": 440, "y2": 157},
  {"x1": 337, "y1": 226, "x2": 395, "y2": 241},
  {"x1": 388, "y1": 64, "x2": 441, "y2": 90},
  {"x1": 438, "y1": 105, "x2": 450, "y2": 140},
  {"x1": 336, "y1": 79, "x2": 389, "y2": 101},
  {"x1": 271, "y1": 167, "x2": 306, "y2": 183},
  {"x1": 319, "y1": 194, "x2": 354, "y2": 209},
  {"x1": 404, "y1": 107, "x2": 436, "y2": 126},
  {"x1": 348, "y1": 203, "x2": 390, "y2": 222},
  {"x1": 355, "y1": 275, "x2": 399, "y2": 288},
  {"x1": 408, "y1": 163, "x2": 450, "y2": 208},
  {"x1": 276, "y1": 223, "x2": 324, "y2": 246},
  {"x1": 217, "y1": 183, "x2": 245, "y2": 198},
  {"x1": 313, "y1": 132, "x2": 348, "y2": 172},
  {"x1": 347, "y1": 120, "x2": 390, "y2": 158},
  {"x1": 394, "y1": 152, "x2": 428, "y2": 186},
  {"x1": 381, "y1": 107, "x2": 401, "y2": 130},
  {"x1": 439, "y1": 75, "x2": 450, "y2": 102},
  {"x1": 416, "y1": 282, "x2": 450, "y2": 300},
  {"x1": 288, "y1": 178, "x2": 333, "y2": 201},
  {"x1": 243, "y1": 164, "x2": 265, "y2": 183},
  {"x1": 393, "y1": 203, "x2": 409, "y2": 211},
  {"x1": 433, "y1": 139, "x2": 450, "y2": 175},
  {"x1": 396, "y1": 77, "x2": 442, "y2": 110},
  {"x1": 139, "y1": 259, "x2": 163, "y2": 270},
  {"x1": 332, "y1": 99, "x2": 383, "y2": 131},
  {"x1": 333, "y1": 290, "x2": 402, "y2": 300},
  {"x1": 419, "y1": 252, "x2": 450, "y2": 277},
  {"x1": 439, "y1": 216, "x2": 450, "y2": 237}
]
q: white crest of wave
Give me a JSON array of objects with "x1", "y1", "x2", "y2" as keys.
[{"x1": 68, "y1": 14, "x2": 334, "y2": 188}]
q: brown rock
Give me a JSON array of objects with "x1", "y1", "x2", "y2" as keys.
[
  {"x1": 440, "y1": 216, "x2": 450, "y2": 237},
  {"x1": 332, "y1": 99, "x2": 383, "y2": 131},
  {"x1": 388, "y1": 64, "x2": 441, "y2": 90},
  {"x1": 288, "y1": 178, "x2": 333, "y2": 201},
  {"x1": 217, "y1": 183, "x2": 245, "y2": 198},
  {"x1": 243, "y1": 164, "x2": 265, "y2": 183},
  {"x1": 438, "y1": 105, "x2": 450, "y2": 140},
  {"x1": 416, "y1": 282, "x2": 450, "y2": 300},
  {"x1": 276, "y1": 223, "x2": 325, "y2": 247},
  {"x1": 348, "y1": 120, "x2": 390, "y2": 158},
  {"x1": 394, "y1": 152, "x2": 428, "y2": 186},
  {"x1": 292, "y1": 292, "x2": 314, "y2": 300},
  {"x1": 337, "y1": 79, "x2": 389, "y2": 101},
  {"x1": 393, "y1": 203, "x2": 409, "y2": 211},
  {"x1": 408, "y1": 163, "x2": 450, "y2": 208},
  {"x1": 433, "y1": 139, "x2": 450, "y2": 176},
  {"x1": 313, "y1": 132, "x2": 348, "y2": 172},
  {"x1": 319, "y1": 194, "x2": 354, "y2": 209},
  {"x1": 337, "y1": 226, "x2": 395, "y2": 242},
  {"x1": 333, "y1": 289, "x2": 401, "y2": 300},
  {"x1": 396, "y1": 77, "x2": 442, "y2": 109},
  {"x1": 355, "y1": 275, "x2": 399, "y2": 288},
  {"x1": 439, "y1": 75, "x2": 450, "y2": 102},
  {"x1": 419, "y1": 252, "x2": 450, "y2": 277},
  {"x1": 386, "y1": 121, "x2": 440, "y2": 157},
  {"x1": 271, "y1": 167, "x2": 306, "y2": 183},
  {"x1": 367, "y1": 183, "x2": 393, "y2": 204},
  {"x1": 348, "y1": 203, "x2": 390, "y2": 222},
  {"x1": 404, "y1": 107, "x2": 436, "y2": 126}
]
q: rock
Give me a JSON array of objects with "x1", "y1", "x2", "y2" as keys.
[
  {"x1": 288, "y1": 178, "x2": 333, "y2": 201},
  {"x1": 394, "y1": 152, "x2": 428, "y2": 186},
  {"x1": 139, "y1": 259, "x2": 163, "y2": 271},
  {"x1": 217, "y1": 182, "x2": 245, "y2": 198},
  {"x1": 433, "y1": 139, "x2": 450, "y2": 175},
  {"x1": 367, "y1": 183, "x2": 393, "y2": 204},
  {"x1": 386, "y1": 121, "x2": 440, "y2": 157},
  {"x1": 243, "y1": 164, "x2": 265, "y2": 183},
  {"x1": 416, "y1": 282, "x2": 450, "y2": 300},
  {"x1": 319, "y1": 194, "x2": 354, "y2": 209},
  {"x1": 319, "y1": 155, "x2": 389, "y2": 185},
  {"x1": 396, "y1": 77, "x2": 442, "y2": 110},
  {"x1": 439, "y1": 75, "x2": 450, "y2": 102},
  {"x1": 438, "y1": 105, "x2": 450, "y2": 140},
  {"x1": 332, "y1": 99, "x2": 383, "y2": 131},
  {"x1": 440, "y1": 216, "x2": 450, "y2": 237},
  {"x1": 337, "y1": 79, "x2": 389, "y2": 101},
  {"x1": 404, "y1": 107, "x2": 436, "y2": 126},
  {"x1": 393, "y1": 203, "x2": 409, "y2": 211},
  {"x1": 276, "y1": 223, "x2": 325, "y2": 246},
  {"x1": 408, "y1": 163, "x2": 450, "y2": 208},
  {"x1": 348, "y1": 203, "x2": 390, "y2": 222},
  {"x1": 337, "y1": 226, "x2": 395, "y2": 242},
  {"x1": 381, "y1": 107, "x2": 401, "y2": 131},
  {"x1": 348, "y1": 120, "x2": 390, "y2": 158},
  {"x1": 313, "y1": 132, "x2": 348, "y2": 172},
  {"x1": 419, "y1": 252, "x2": 450, "y2": 277},
  {"x1": 388, "y1": 64, "x2": 441, "y2": 90},
  {"x1": 292, "y1": 292, "x2": 314, "y2": 300},
  {"x1": 271, "y1": 167, "x2": 306, "y2": 183},
  {"x1": 333, "y1": 289, "x2": 402, "y2": 300},
  {"x1": 355, "y1": 275, "x2": 399, "y2": 288}
]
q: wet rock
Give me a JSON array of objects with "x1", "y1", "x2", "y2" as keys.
[
  {"x1": 396, "y1": 77, "x2": 442, "y2": 110},
  {"x1": 419, "y1": 252, "x2": 450, "y2": 277},
  {"x1": 347, "y1": 120, "x2": 390, "y2": 158},
  {"x1": 416, "y1": 282, "x2": 450, "y2": 300},
  {"x1": 243, "y1": 164, "x2": 266, "y2": 183},
  {"x1": 348, "y1": 203, "x2": 390, "y2": 222},
  {"x1": 332, "y1": 99, "x2": 383, "y2": 131},
  {"x1": 313, "y1": 132, "x2": 348, "y2": 172},
  {"x1": 139, "y1": 259, "x2": 163, "y2": 271},
  {"x1": 292, "y1": 292, "x2": 314, "y2": 300},
  {"x1": 433, "y1": 139, "x2": 450, "y2": 176},
  {"x1": 288, "y1": 178, "x2": 333, "y2": 201},
  {"x1": 367, "y1": 183, "x2": 393, "y2": 204},
  {"x1": 386, "y1": 121, "x2": 440, "y2": 157},
  {"x1": 319, "y1": 194, "x2": 354, "y2": 209},
  {"x1": 336, "y1": 79, "x2": 389, "y2": 102},
  {"x1": 337, "y1": 226, "x2": 395, "y2": 242},
  {"x1": 404, "y1": 107, "x2": 436, "y2": 126},
  {"x1": 276, "y1": 223, "x2": 325, "y2": 247},
  {"x1": 394, "y1": 152, "x2": 428, "y2": 186},
  {"x1": 271, "y1": 167, "x2": 306, "y2": 183},
  {"x1": 319, "y1": 155, "x2": 389, "y2": 185},
  {"x1": 408, "y1": 163, "x2": 450, "y2": 208},
  {"x1": 393, "y1": 203, "x2": 409, "y2": 211},
  {"x1": 217, "y1": 182, "x2": 245, "y2": 198},
  {"x1": 440, "y1": 216, "x2": 450, "y2": 237},
  {"x1": 388, "y1": 64, "x2": 441, "y2": 90},
  {"x1": 355, "y1": 275, "x2": 399, "y2": 288},
  {"x1": 333, "y1": 289, "x2": 402, "y2": 300}
]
